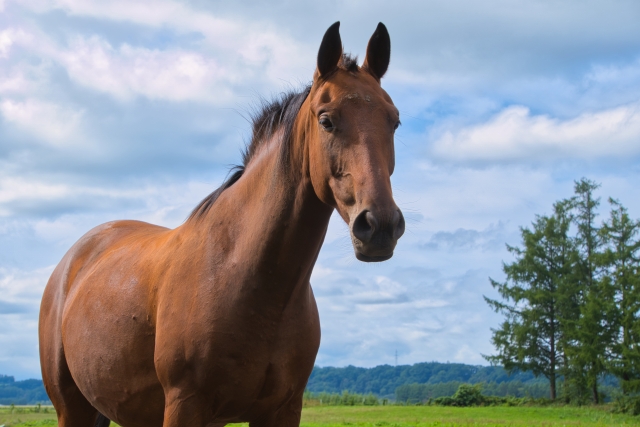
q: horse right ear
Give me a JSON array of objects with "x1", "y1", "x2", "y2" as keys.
[{"x1": 316, "y1": 22, "x2": 342, "y2": 78}]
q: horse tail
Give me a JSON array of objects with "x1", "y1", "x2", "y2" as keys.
[{"x1": 95, "y1": 413, "x2": 111, "y2": 427}]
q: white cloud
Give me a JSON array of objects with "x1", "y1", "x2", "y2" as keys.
[
  {"x1": 23, "y1": 0, "x2": 237, "y2": 37},
  {"x1": 0, "y1": 266, "x2": 52, "y2": 304},
  {"x1": 0, "y1": 73, "x2": 34, "y2": 94},
  {"x1": 0, "y1": 28, "x2": 31, "y2": 58},
  {"x1": 56, "y1": 36, "x2": 235, "y2": 103},
  {"x1": 0, "y1": 30, "x2": 14, "y2": 57},
  {"x1": 0, "y1": 177, "x2": 71, "y2": 216},
  {"x1": 11, "y1": 0, "x2": 310, "y2": 100},
  {"x1": 0, "y1": 99, "x2": 85, "y2": 146},
  {"x1": 432, "y1": 102, "x2": 640, "y2": 162}
]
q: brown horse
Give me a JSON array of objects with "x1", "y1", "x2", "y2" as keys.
[{"x1": 39, "y1": 22, "x2": 404, "y2": 427}]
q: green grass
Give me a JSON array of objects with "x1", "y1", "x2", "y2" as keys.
[
  {"x1": 298, "y1": 405, "x2": 640, "y2": 426},
  {"x1": 0, "y1": 406, "x2": 57, "y2": 427},
  {"x1": 1, "y1": 405, "x2": 638, "y2": 427}
]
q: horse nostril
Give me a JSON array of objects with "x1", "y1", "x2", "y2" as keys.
[
  {"x1": 393, "y1": 210, "x2": 405, "y2": 240},
  {"x1": 352, "y1": 210, "x2": 377, "y2": 243}
]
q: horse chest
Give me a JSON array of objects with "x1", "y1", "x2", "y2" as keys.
[{"x1": 152, "y1": 280, "x2": 319, "y2": 417}]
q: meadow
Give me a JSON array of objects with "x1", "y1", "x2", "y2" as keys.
[{"x1": 2, "y1": 405, "x2": 639, "y2": 427}]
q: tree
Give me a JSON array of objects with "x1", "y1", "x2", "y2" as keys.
[
  {"x1": 485, "y1": 201, "x2": 574, "y2": 400},
  {"x1": 601, "y1": 198, "x2": 640, "y2": 394},
  {"x1": 566, "y1": 178, "x2": 615, "y2": 404}
]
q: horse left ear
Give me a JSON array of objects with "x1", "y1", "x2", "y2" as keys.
[
  {"x1": 317, "y1": 22, "x2": 343, "y2": 78},
  {"x1": 363, "y1": 22, "x2": 391, "y2": 81}
]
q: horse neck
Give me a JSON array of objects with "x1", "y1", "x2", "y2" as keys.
[{"x1": 191, "y1": 114, "x2": 332, "y2": 295}]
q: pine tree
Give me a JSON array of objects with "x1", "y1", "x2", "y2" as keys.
[
  {"x1": 566, "y1": 178, "x2": 615, "y2": 404},
  {"x1": 485, "y1": 201, "x2": 574, "y2": 400},
  {"x1": 601, "y1": 198, "x2": 640, "y2": 394}
]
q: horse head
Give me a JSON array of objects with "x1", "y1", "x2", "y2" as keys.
[{"x1": 305, "y1": 22, "x2": 405, "y2": 262}]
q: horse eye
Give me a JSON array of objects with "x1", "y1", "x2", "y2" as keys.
[
  {"x1": 394, "y1": 121, "x2": 401, "y2": 131},
  {"x1": 319, "y1": 117, "x2": 333, "y2": 130}
]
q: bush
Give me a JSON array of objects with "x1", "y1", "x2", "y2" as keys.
[
  {"x1": 432, "y1": 384, "x2": 485, "y2": 407},
  {"x1": 452, "y1": 383, "x2": 484, "y2": 406},
  {"x1": 431, "y1": 384, "x2": 549, "y2": 407},
  {"x1": 303, "y1": 391, "x2": 379, "y2": 406},
  {"x1": 612, "y1": 394, "x2": 640, "y2": 415},
  {"x1": 432, "y1": 396, "x2": 457, "y2": 406}
]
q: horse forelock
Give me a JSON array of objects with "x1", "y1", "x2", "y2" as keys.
[
  {"x1": 338, "y1": 53, "x2": 359, "y2": 72},
  {"x1": 187, "y1": 85, "x2": 312, "y2": 222}
]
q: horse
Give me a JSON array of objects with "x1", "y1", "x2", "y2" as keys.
[{"x1": 39, "y1": 21, "x2": 404, "y2": 427}]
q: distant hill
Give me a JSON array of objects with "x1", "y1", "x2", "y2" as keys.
[
  {"x1": 0, "y1": 374, "x2": 50, "y2": 405},
  {"x1": 2, "y1": 361, "x2": 618, "y2": 404},
  {"x1": 306, "y1": 362, "x2": 544, "y2": 398},
  {"x1": 3, "y1": 363, "x2": 533, "y2": 404}
]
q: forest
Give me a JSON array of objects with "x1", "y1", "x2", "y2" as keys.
[
  {"x1": 306, "y1": 362, "x2": 553, "y2": 399},
  {"x1": 0, "y1": 375, "x2": 50, "y2": 405}
]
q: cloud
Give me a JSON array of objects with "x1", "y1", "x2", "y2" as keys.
[
  {"x1": 0, "y1": 28, "x2": 31, "y2": 58},
  {"x1": 0, "y1": 176, "x2": 123, "y2": 217},
  {"x1": 0, "y1": 98, "x2": 84, "y2": 146},
  {"x1": 313, "y1": 267, "x2": 503, "y2": 368},
  {"x1": 0, "y1": 266, "x2": 52, "y2": 312},
  {"x1": 2, "y1": 0, "x2": 640, "y2": 378},
  {"x1": 0, "y1": 171, "x2": 230, "y2": 219},
  {"x1": 10, "y1": 0, "x2": 310, "y2": 100},
  {"x1": 0, "y1": 29, "x2": 14, "y2": 57},
  {"x1": 55, "y1": 36, "x2": 235, "y2": 103},
  {"x1": 431, "y1": 102, "x2": 640, "y2": 163},
  {"x1": 421, "y1": 222, "x2": 507, "y2": 252}
]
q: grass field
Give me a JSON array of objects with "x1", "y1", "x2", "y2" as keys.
[{"x1": 2, "y1": 405, "x2": 639, "y2": 427}]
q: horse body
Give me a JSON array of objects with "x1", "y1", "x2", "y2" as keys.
[{"x1": 40, "y1": 22, "x2": 403, "y2": 427}]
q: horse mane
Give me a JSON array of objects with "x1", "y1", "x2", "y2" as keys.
[
  {"x1": 187, "y1": 85, "x2": 312, "y2": 222},
  {"x1": 187, "y1": 53, "x2": 359, "y2": 222}
]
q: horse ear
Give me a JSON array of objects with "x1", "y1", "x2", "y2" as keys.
[
  {"x1": 363, "y1": 22, "x2": 390, "y2": 81},
  {"x1": 317, "y1": 21, "x2": 342, "y2": 78}
]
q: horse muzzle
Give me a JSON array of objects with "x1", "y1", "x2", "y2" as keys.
[{"x1": 350, "y1": 208, "x2": 405, "y2": 262}]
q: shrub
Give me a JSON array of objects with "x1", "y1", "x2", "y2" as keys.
[
  {"x1": 452, "y1": 383, "x2": 484, "y2": 406},
  {"x1": 612, "y1": 394, "x2": 640, "y2": 415}
]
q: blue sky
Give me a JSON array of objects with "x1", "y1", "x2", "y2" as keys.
[{"x1": 1, "y1": 0, "x2": 640, "y2": 379}]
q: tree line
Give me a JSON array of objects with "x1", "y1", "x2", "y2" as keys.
[
  {"x1": 486, "y1": 178, "x2": 640, "y2": 404},
  {"x1": 306, "y1": 362, "x2": 539, "y2": 398},
  {"x1": 0, "y1": 375, "x2": 50, "y2": 405}
]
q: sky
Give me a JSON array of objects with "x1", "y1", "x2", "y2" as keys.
[{"x1": 1, "y1": 0, "x2": 640, "y2": 380}]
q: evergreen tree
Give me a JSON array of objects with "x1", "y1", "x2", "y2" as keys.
[
  {"x1": 566, "y1": 178, "x2": 615, "y2": 404},
  {"x1": 487, "y1": 178, "x2": 640, "y2": 404},
  {"x1": 601, "y1": 198, "x2": 640, "y2": 394},
  {"x1": 485, "y1": 201, "x2": 574, "y2": 400}
]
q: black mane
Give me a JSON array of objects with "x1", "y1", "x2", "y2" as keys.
[
  {"x1": 243, "y1": 86, "x2": 311, "y2": 167},
  {"x1": 188, "y1": 85, "x2": 311, "y2": 221}
]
